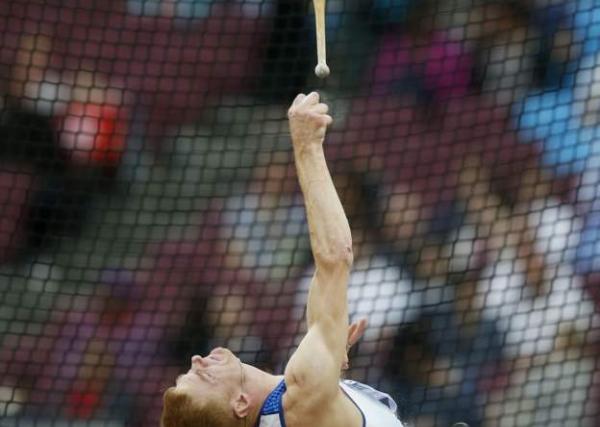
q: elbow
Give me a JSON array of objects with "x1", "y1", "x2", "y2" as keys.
[
  {"x1": 345, "y1": 243, "x2": 354, "y2": 267},
  {"x1": 315, "y1": 240, "x2": 354, "y2": 269}
]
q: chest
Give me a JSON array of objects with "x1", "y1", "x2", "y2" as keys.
[{"x1": 282, "y1": 395, "x2": 364, "y2": 427}]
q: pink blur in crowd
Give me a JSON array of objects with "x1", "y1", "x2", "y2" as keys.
[{"x1": 371, "y1": 29, "x2": 472, "y2": 101}]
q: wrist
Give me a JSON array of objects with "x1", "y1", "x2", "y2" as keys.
[{"x1": 293, "y1": 140, "x2": 324, "y2": 157}]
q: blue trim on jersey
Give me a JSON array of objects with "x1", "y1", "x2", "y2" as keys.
[
  {"x1": 257, "y1": 379, "x2": 287, "y2": 427},
  {"x1": 257, "y1": 379, "x2": 399, "y2": 427}
]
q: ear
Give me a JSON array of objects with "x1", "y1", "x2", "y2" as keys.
[{"x1": 231, "y1": 392, "x2": 251, "y2": 419}]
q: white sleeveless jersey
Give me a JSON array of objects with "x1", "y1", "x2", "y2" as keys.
[{"x1": 257, "y1": 379, "x2": 405, "y2": 427}]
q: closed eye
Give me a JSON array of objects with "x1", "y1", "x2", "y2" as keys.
[{"x1": 195, "y1": 370, "x2": 216, "y2": 383}]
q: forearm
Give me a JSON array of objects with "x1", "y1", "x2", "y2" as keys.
[{"x1": 294, "y1": 144, "x2": 353, "y2": 269}]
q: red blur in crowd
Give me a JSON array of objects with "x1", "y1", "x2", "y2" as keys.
[{"x1": 58, "y1": 102, "x2": 127, "y2": 168}]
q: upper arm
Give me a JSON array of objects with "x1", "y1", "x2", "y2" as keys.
[{"x1": 284, "y1": 262, "x2": 351, "y2": 401}]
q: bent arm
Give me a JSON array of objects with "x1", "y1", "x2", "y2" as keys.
[{"x1": 284, "y1": 92, "x2": 353, "y2": 398}]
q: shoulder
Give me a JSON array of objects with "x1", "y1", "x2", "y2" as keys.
[{"x1": 283, "y1": 330, "x2": 340, "y2": 399}]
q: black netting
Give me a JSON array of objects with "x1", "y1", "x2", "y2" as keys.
[{"x1": 1, "y1": 1, "x2": 600, "y2": 426}]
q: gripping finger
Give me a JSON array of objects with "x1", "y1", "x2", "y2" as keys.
[
  {"x1": 302, "y1": 91, "x2": 320, "y2": 107},
  {"x1": 292, "y1": 93, "x2": 307, "y2": 106},
  {"x1": 312, "y1": 102, "x2": 329, "y2": 114}
]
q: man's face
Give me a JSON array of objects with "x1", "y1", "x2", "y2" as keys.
[{"x1": 175, "y1": 347, "x2": 243, "y2": 403}]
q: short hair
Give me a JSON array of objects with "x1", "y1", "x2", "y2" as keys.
[{"x1": 161, "y1": 386, "x2": 233, "y2": 427}]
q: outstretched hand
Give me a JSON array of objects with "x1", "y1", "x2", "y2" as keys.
[
  {"x1": 288, "y1": 92, "x2": 333, "y2": 150},
  {"x1": 342, "y1": 318, "x2": 368, "y2": 371}
]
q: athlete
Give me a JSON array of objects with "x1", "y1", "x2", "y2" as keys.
[{"x1": 161, "y1": 92, "x2": 405, "y2": 427}]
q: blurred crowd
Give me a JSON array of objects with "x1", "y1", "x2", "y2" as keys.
[{"x1": 2, "y1": 0, "x2": 600, "y2": 426}]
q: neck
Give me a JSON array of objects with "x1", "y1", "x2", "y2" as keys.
[{"x1": 242, "y1": 364, "x2": 284, "y2": 425}]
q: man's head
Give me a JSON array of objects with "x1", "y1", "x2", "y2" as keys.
[{"x1": 161, "y1": 347, "x2": 250, "y2": 427}]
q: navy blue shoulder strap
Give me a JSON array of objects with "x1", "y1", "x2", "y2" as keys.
[{"x1": 256, "y1": 379, "x2": 287, "y2": 427}]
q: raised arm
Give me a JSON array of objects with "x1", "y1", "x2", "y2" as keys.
[{"x1": 284, "y1": 92, "x2": 353, "y2": 400}]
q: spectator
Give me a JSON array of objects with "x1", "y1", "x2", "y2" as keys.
[
  {"x1": 527, "y1": 0, "x2": 600, "y2": 88},
  {"x1": 218, "y1": 158, "x2": 310, "y2": 284},
  {"x1": 0, "y1": 167, "x2": 32, "y2": 263},
  {"x1": 477, "y1": 221, "x2": 598, "y2": 426},
  {"x1": 526, "y1": 0, "x2": 579, "y2": 87},
  {"x1": 0, "y1": 203, "x2": 237, "y2": 424},
  {"x1": 386, "y1": 304, "x2": 504, "y2": 427},
  {"x1": 466, "y1": 1, "x2": 542, "y2": 105},
  {"x1": 330, "y1": 89, "x2": 553, "y2": 295},
  {"x1": 515, "y1": 51, "x2": 600, "y2": 304},
  {"x1": 571, "y1": 0, "x2": 600, "y2": 58},
  {"x1": 370, "y1": 0, "x2": 417, "y2": 26},
  {"x1": 369, "y1": 0, "x2": 473, "y2": 105},
  {"x1": 2, "y1": 1, "x2": 275, "y2": 150},
  {"x1": 0, "y1": 34, "x2": 64, "y2": 261},
  {"x1": 212, "y1": 156, "x2": 312, "y2": 369},
  {"x1": 127, "y1": 0, "x2": 273, "y2": 20}
]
